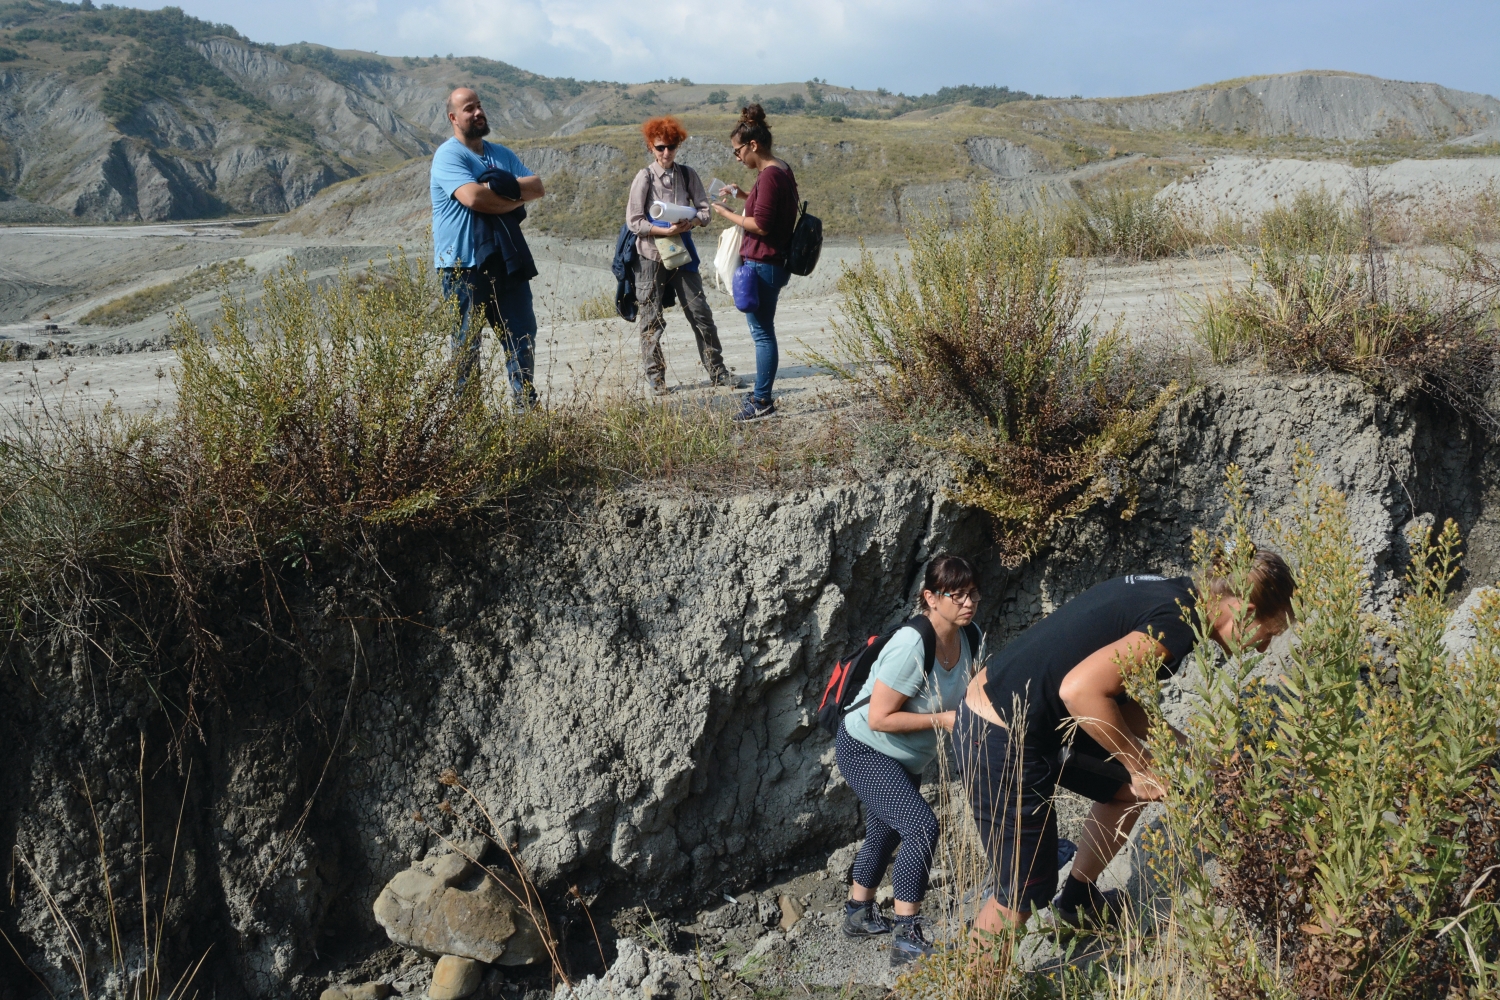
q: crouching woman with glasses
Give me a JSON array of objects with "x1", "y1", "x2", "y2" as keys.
[{"x1": 834, "y1": 554, "x2": 984, "y2": 967}]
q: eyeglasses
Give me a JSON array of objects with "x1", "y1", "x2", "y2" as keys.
[
  {"x1": 654, "y1": 143, "x2": 679, "y2": 152},
  {"x1": 938, "y1": 590, "x2": 981, "y2": 606},
  {"x1": 731, "y1": 144, "x2": 747, "y2": 158}
]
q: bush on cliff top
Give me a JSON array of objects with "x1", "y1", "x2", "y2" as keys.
[
  {"x1": 812, "y1": 192, "x2": 1176, "y2": 565},
  {"x1": 1191, "y1": 236, "x2": 1500, "y2": 424}
]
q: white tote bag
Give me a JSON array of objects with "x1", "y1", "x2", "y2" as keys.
[{"x1": 713, "y1": 223, "x2": 743, "y2": 291}]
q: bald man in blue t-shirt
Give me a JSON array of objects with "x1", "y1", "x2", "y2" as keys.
[{"x1": 431, "y1": 87, "x2": 545, "y2": 402}]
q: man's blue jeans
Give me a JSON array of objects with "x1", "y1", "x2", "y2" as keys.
[
  {"x1": 742, "y1": 260, "x2": 790, "y2": 402},
  {"x1": 441, "y1": 264, "x2": 538, "y2": 405}
]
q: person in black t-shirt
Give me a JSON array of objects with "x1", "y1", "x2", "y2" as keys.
[{"x1": 954, "y1": 551, "x2": 1295, "y2": 939}]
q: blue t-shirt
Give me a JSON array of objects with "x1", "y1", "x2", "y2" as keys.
[
  {"x1": 843, "y1": 626, "x2": 974, "y2": 774},
  {"x1": 430, "y1": 137, "x2": 533, "y2": 270}
]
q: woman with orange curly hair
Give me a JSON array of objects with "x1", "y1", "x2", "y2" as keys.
[{"x1": 624, "y1": 115, "x2": 739, "y2": 396}]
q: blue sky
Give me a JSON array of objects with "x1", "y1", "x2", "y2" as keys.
[{"x1": 170, "y1": 0, "x2": 1499, "y2": 99}]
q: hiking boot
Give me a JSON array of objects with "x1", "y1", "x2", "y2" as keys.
[
  {"x1": 841, "y1": 900, "x2": 892, "y2": 939},
  {"x1": 709, "y1": 368, "x2": 744, "y2": 389},
  {"x1": 1050, "y1": 885, "x2": 1128, "y2": 933},
  {"x1": 732, "y1": 395, "x2": 775, "y2": 422},
  {"x1": 889, "y1": 916, "x2": 935, "y2": 966},
  {"x1": 649, "y1": 379, "x2": 672, "y2": 398}
]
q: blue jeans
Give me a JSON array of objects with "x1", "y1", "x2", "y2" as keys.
[
  {"x1": 743, "y1": 261, "x2": 789, "y2": 402},
  {"x1": 441, "y1": 265, "x2": 538, "y2": 405}
]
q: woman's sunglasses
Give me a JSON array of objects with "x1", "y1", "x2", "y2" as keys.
[{"x1": 654, "y1": 143, "x2": 679, "y2": 152}]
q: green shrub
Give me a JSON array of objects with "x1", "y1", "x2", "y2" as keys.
[
  {"x1": 1257, "y1": 186, "x2": 1359, "y2": 253},
  {"x1": 812, "y1": 192, "x2": 1175, "y2": 565},
  {"x1": 1137, "y1": 454, "x2": 1500, "y2": 998},
  {"x1": 574, "y1": 290, "x2": 616, "y2": 321},
  {"x1": 171, "y1": 254, "x2": 556, "y2": 534},
  {"x1": 1059, "y1": 185, "x2": 1194, "y2": 260}
]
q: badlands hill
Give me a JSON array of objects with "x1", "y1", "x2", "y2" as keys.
[
  {"x1": 0, "y1": 0, "x2": 1497, "y2": 229},
  {"x1": 274, "y1": 69, "x2": 1500, "y2": 241}
]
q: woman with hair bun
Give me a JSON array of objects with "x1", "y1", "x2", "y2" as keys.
[
  {"x1": 957, "y1": 552, "x2": 1296, "y2": 945},
  {"x1": 625, "y1": 115, "x2": 738, "y2": 396},
  {"x1": 711, "y1": 104, "x2": 800, "y2": 422}
]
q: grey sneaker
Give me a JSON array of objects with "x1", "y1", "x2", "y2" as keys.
[
  {"x1": 709, "y1": 369, "x2": 745, "y2": 388},
  {"x1": 889, "y1": 916, "x2": 935, "y2": 966},
  {"x1": 1051, "y1": 886, "x2": 1127, "y2": 933},
  {"x1": 840, "y1": 901, "x2": 892, "y2": 939}
]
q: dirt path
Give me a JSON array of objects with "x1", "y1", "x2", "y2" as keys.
[{"x1": 1, "y1": 222, "x2": 1256, "y2": 420}]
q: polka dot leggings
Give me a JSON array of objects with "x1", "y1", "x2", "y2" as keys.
[{"x1": 835, "y1": 721, "x2": 940, "y2": 904}]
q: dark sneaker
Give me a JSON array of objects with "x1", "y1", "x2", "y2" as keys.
[
  {"x1": 1051, "y1": 886, "x2": 1127, "y2": 933},
  {"x1": 889, "y1": 916, "x2": 935, "y2": 967},
  {"x1": 841, "y1": 901, "x2": 892, "y2": 939},
  {"x1": 709, "y1": 369, "x2": 744, "y2": 389},
  {"x1": 732, "y1": 396, "x2": 775, "y2": 422}
]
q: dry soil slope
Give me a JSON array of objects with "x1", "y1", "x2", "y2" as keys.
[
  {"x1": 1057, "y1": 71, "x2": 1500, "y2": 143},
  {"x1": 0, "y1": 1, "x2": 629, "y2": 221},
  {"x1": 270, "y1": 71, "x2": 1500, "y2": 244}
]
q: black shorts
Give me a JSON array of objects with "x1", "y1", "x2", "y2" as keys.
[
  {"x1": 1057, "y1": 730, "x2": 1133, "y2": 803},
  {"x1": 953, "y1": 703, "x2": 1129, "y2": 913}
]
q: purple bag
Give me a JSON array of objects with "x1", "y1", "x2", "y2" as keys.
[{"x1": 732, "y1": 262, "x2": 760, "y2": 313}]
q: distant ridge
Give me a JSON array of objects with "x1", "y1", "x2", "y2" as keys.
[{"x1": 0, "y1": 0, "x2": 1496, "y2": 226}]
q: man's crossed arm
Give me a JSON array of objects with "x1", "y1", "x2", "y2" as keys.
[{"x1": 453, "y1": 175, "x2": 545, "y2": 215}]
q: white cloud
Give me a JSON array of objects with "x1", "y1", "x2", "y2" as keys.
[{"x1": 169, "y1": 0, "x2": 1500, "y2": 99}]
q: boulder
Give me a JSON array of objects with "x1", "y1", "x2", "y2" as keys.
[
  {"x1": 320, "y1": 985, "x2": 390, "y2": 1000},
  {"x1": 777, "y1": 895, "x2": 803, "y2": 931},
  {"x1": 372, "y1": 854, "x2": 547, "y2": 965},
  {"x1": 429, "y1": 955, "x2": 482, "y2": 1000},
  {"x1": 1443, "y1": 587, "x2": 1499, "y2": 659}
]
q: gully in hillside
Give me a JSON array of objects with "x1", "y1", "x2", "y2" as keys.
[
  {"x1": 834, "y1": 554, "x2": 985, "y2": 967},
  {"x1": 624, "y1": 115, "x2": 740, "y2": 396},
  {"x1": 957, "y1": 552, "x2": 1296, "y2": 941},
  {"x1": 430, "y1": 87, "x2": 546, "y2": 402},
  {"x1": 711, "y1": 104, "x2": 800, "y2": 423}
]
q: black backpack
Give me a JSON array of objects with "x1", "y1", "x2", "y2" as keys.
[
  {"x1": 786, "y1": 200, "x2": 822, "y2": 276},
  {"x1": 816, "y1": 617, "x2": 982, "y2": 736}
]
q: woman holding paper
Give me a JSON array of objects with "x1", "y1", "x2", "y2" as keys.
[
  {"x1": 624, "y1": 116, "x2": 738, "y2": 396},
  {"x1": 711, "y1": 104, "x2": 799, "y2": 422}
]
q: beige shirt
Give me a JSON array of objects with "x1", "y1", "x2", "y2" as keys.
[{"x1": 625, "y1": 161, "x2": 711, "y2": 261}]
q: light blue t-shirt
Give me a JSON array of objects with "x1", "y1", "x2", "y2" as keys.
[
  {"x1": 430, "y1": 137, "x2": 533, "y2": 270},
  {"x1": 843, "y1": 625, "x2": 974, "y2": 774}
]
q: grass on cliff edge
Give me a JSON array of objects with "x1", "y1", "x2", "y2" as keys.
[{"x1": 0, "y1": 252, "x2": 876, "y2": 732}]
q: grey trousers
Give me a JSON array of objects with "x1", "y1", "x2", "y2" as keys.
[{"x1": 635, "y1": 257, "x2": 727, "y2": 383}]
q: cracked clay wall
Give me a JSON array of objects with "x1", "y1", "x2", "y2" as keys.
[{"x1": 3, "y1": 373, "x2": 1498, "y2": 999}]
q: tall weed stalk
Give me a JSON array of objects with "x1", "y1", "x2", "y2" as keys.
[{"x1": 1136, "y1": 452, "x2": 1500, "y2": 998}]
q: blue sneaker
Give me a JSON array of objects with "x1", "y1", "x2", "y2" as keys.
[{"x1": 732, "y1": 395, "x2": 776, "y2": 422}]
